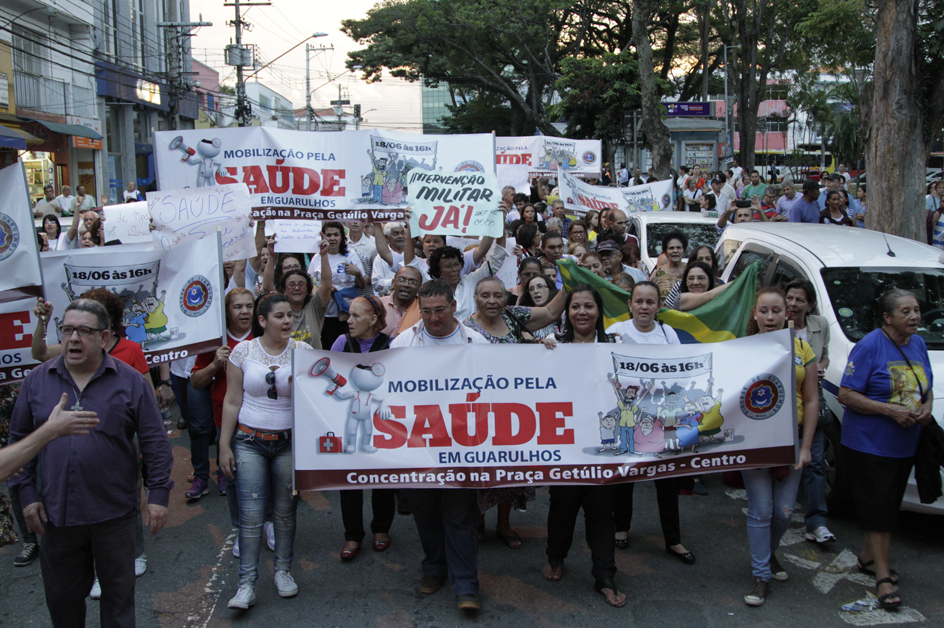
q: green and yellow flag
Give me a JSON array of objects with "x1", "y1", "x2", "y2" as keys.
[{"x1": 558, "y1": 259, "x2": 763, "y2": 343}]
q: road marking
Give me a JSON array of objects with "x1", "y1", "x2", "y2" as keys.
[
  {"x1": 782, "y1": 553, "x2": 820, "y2": 570},
  {"x1": 839, "y1": 607, "x2": 926, "y2": 625},
  {"x1": 187, "y1": 531, "x2": 235, "y2": 628}
]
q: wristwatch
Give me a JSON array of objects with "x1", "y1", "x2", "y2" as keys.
[{"x1": 160, "y1": 379, "x2": 173, "y2": 387}]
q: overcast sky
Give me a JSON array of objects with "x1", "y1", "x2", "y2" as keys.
[{"x1": 188, "y1": 0, "x2": 423, "y2": 132}]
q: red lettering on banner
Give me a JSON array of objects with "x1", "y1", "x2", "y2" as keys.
[
  {"x1": 242, "y1": 166, "x2": 270, "y2": 194},
  {"x1": 449, "y1": 403, "x2": 489, "y2": 447},
  {"x1": 492, "y1": 403, "x2": 536, "y2": 446},
  {"x1": 418, "y1": 206, "x2": 445, "y2": 231},
  {"x1": 322, "y1": 170, "x2": 345, "y2": 197},
  {"x1": 374, "y1": 406, "x2": 407, "y2": 449},
  {"x1": 292, "y1": 167, "x2": 320, "y2": 194},
  {"x1": 440, "y1": 205, "x2": 460, "y2": 229},
  {"x1": 536, "y1": 402, "x2": 575, "y2": 444},
  {"x1": 216, "y1": 168, "x2": 239, "y2": 185},
  {"x1": 408, "y1": 405, "x2": 452, "y2": 447},
  {"x1": 0, "y1": 311, "x2": 32, "y2": 348}
]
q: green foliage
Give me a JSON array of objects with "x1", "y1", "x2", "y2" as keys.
[
  {"x1": 440, "y1": 94, "x2": 515, "y2": 135},
  {"x1": 550, "y1": 51, "x2": 641, "y2": 141},
  {"x1": 795, "y1": 0, "x2": 875, "y2": 71}
]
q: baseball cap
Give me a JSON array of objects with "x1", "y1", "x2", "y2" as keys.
[
  {"x1": 826, "y1": 173, "x2": 844, "y2": 181},
  {"x1": 596, "y1": 240, "x2": 621, "y2": 253},
  {"x1": 802, "y1": 180, "x2": 820, "y2": 194},
  {"x1": 711, "y1": 177, "x2": 724, "y2": 185}
]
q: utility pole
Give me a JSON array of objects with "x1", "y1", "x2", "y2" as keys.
[
  {"x1": 305, "y1": 42, "x2": 333, "y2": 132},
  {"x1": 158, "y1": 19, "x2": 212, "y2": 130},
  {"x1": 225, "y1": 0, "x2": 270, "y2": 127}
]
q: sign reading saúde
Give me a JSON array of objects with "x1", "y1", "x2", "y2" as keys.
[
  {"x1": 496, "y1": 136, "x2": 602, "y2": 194},
  {"x1": 407, "y1": 170, "x2": 502, "y2": 238},
  {"x1": 558, "y1": 168, "x2": 674, "y2": 214},
  {"x1": 153, "y1": 128, "x2": 495, "y2": 221},
  {"x1": 41, "y1": 238, "x2": 224, "y2": 366},
  {"x1": 0, "y1": 162, "x2": 44, "y2": 302},
  {"x1": 293, "y1": 331, "x2": 797, "y2": 491}
]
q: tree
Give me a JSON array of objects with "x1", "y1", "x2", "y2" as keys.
[
  {"x1": 341, "y1": 0, "x2": 591, "y2": 135},
  {"x1": 632, "y1": 0, "x2": 673, "y2": 179}
]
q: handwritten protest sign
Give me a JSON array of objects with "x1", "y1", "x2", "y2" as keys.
[
  {"x1": 146, "y1": 183, "x2": 255, "y2": 261},
  {"x1": 102, "y1": 202, "x2": 152, "y2": 244},
  {"x1": 271, "y1": 220, "x2": 323, "y2": 253},
  {"x1": 407, "y1": 170, "x2": 502, "y2": 238}
]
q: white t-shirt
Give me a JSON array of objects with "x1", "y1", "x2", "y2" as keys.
[
  {"x1": 606, "y1": 320, "x2": 681, "y2": 345},
  {"x1": 731, "y1": 166, "x2": 743, "y2": 181}
]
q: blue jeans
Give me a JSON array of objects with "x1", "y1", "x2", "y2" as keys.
[
  {"x1": 187, "y1": 382, "x2": 215, "y2": 481},
  {"x1": 617, "y1": 425, "x2": 635, "y2": 454},
  {"x1": 801, "y1": 425, "x2": 828, "y2": 531},
  {"x1": 742, "y1": 466, "x2": 802, "y2": 580},
  {"x1": 234, "y1": 431, "x2": 298, "y2": 586}
]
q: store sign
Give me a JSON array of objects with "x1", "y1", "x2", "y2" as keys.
[
  {"x1": 136, "y1": 80, "x2": 162, "y2": 106},
  {"x1": 0, "y1": 71, "x2": 8, "y2": 109},
  {"x1": 663, "y1": 102, "x2": 713, "y2": 117},
  {"x1": 68, "y1": 115, "x2": 104, "y2": 150}
]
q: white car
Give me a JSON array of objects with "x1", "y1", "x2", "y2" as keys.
[
  {"x1": 716, "y1": 223, "x2": 944, "y2": 514},
  {"x1": 626, "y1": 212, "x2": 721, "y2": 274}
]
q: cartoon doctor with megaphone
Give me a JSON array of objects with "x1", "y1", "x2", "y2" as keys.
[
  {"x1": 310, "y1": 357, "x2": 391, "y2": 454},
  {"x1": 169, "y1": 136, "x2": 227, "y2": 187}
]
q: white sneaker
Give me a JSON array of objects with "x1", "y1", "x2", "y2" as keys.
[
  {"x1": 135, "y1": 554, "x2": 147, "y2": 577},
  {"x1": 89, "y1": 578, "x2": 101, "y2": 600},
  {"x1": 265, "y1": 521, "x2": 275, "y2": 552},
  {"x1": 274, "y1": 570, "x2": 298, "y2": 598},
  {"x1": 227, "y1": 584, "x2": 256, "y2": 610},
  {"x1": 804, "y1": 526, "x2": 836, "y2": 544},
  {"x1": 232, "y1": 536, "x2": 240, "y2": 558}
]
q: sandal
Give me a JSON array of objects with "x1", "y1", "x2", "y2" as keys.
[
  {"x1": 857, "y1": 558, "x2": 899, "y2": 584},
  {"x1": 594, "y1": 578, "x2": 627, "y2": 608},
  {"x1": 614, "y1": 536, "x2": 629, "y2": 550},
  {"x1": 542, "y1": 560, "x2": 563, "y2": 581},
  {"x1": 875, "y1": 577, "x2": 901, "y2": 610},
  {"x1": 496, "y1": 528, "x2": 522, "y2": 549}
]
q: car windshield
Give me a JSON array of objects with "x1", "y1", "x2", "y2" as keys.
[
  {"x1": 821, "y1": 267, "x2": 944, "y2": 350},
  {"x1": 646, "y1": 223, "x2": 720, "y2": 258}
]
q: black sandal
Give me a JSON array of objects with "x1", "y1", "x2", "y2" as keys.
[
  {"x1": 875, "y1": 577, "x2": 901, "y2": 610},
  {"x1": 594, "y1": 578, "x2": 627, "y2": 608},
  {"x1": 857, "y1": 558, "x2": 899, "y2": 584},
  {"x1": 614, "y1": 536, "x2": 629, "y2": 550},
  {"x1": 496, "y1": 529, "x2": 522, "y2": 549}
]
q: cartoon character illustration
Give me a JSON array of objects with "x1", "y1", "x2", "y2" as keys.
[
  {"x1": 367, "y1": 150, "x2": 398, "y2": 203},
  {"x1": 656, "y1": 382, "x2": 690, "y2": 429},
  {"x1": 633, "y1": 413, "x2": 666, "y2": 457},
  {"x1": 674, "y1": 401, "x2": 703, "y2": 453},
  {"x1": 382, "y1": 174, "x2": 404, "y2": 205},
  {"x1": 695, "y1": 378, "x2": 725, "y2": 443},
  {"x1": 172, "y1": 137, "x2": 227, "y2": 187},
  {"x1": 360, "y1": 175, "x2": 372, "y2": 198},
  {"x1": 124, "y1": 301, "x2": 149, "y2": 345},
  {"x1": 598, "y1": 411, "x2": 618, "y2": 452},
  {"x1": 322, "y1": 361, "x2": 390, "y2": 454},
  {"x1": 608, "y1": 374, "x2": 654, "y2": 455},
  {"x1": 143, "y1": 290, "x2": 177, "y2": 344}
]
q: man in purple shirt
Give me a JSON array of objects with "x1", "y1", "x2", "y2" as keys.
[
  {"x1": 789, "y1": 180, "x2": 824, "y2": 223},
  {"x1": 9, "y1": 299, "x2": 174, "y2": 628}
]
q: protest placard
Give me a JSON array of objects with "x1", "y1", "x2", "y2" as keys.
[
  {"x1": 271, "y1": 220, "x2": 323, "y2": 253},
  {"x1": 0, "y1": 296, "x2": 42, "y2": 383},
  {"x1": 407, "y1": 170, "x2": 502, "y2": 238},
  {"x1": 0, "y1": 162, "x2": 43, "y2": 301},
  {"x1": 102, "y1": 202, "x2": 152, "y2": 244},
  {"x1": 293, "y1": 330, "x2": 797, "y2": 490},
  {"x1": 557, "y1": 169, "x2": 674, "y2": 214},
  {"x1": 41, "y1": 238, "x2": 224, "y2": 366},
  {"x1": 496, "y1": 137, "x2": 602, "y2": 193},
  {"x1": 146, "y1": 183, "x2": 255, "y2": 261}
]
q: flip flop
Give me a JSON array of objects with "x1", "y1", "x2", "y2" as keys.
[
  {"x1": 594, "y1": 578, "x2": 627, "y2": 608},
  {"x1": 542, "y1": 560, "x2": 563, "y2": 581}
]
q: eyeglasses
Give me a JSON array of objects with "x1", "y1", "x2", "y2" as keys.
[
  {"x1": 266, "y1": 371, "x2": 277, "y2": 400},
  {"x1": 394, "y1": 277, "x2": 420, "y2": 287},
  {"x1": 285, "y1": 281, "x2": 307, "y2": 290},
  {"x1": 61, "y1": 325, "x2": 104, "y2": 337},
  {"x1": 420, "y1": 306, "x2": 450, "y2": 317}
]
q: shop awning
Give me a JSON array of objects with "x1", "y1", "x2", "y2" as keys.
[
  {"x1": 21, "y1": 118, "x2": 103, "y2": 140},
  {"x1": 0, "y1": 125, "x2": 42, "y2": 150}
]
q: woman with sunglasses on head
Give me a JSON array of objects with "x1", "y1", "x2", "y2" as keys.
[
  {"x1": 219, "y1": 293, "x2": 310, "y2": 610},
  {"x1": 329, "y1": 296, "x2": 396, "y2": 562},
  {"x1": 741, "y1": 287, "x2": 818, "y2": 606},
  {"x1": 663, "y1": 246, "x2": 725, "y2": 310},
  {"x1": 539, "y1": 285, "x2": 626, "y2": 608}
]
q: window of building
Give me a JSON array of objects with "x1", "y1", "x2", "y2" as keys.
[{"x1": 12, "y1": 25, "x2": 47, "y2": 75}]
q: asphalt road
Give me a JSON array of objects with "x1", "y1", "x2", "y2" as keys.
[{"x1": 2, "y1": 418, "x2": 943, "y2": 628}]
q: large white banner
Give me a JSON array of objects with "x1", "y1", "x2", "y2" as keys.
[
  {"x1": 496, "y1": 136, "x2": 602, "y2": 193},
  {"x1": 0, "y1": 162, "x2": 43, "y2": 301},
  {"x1": 153, "y1": 129, "x2": 495, "y2": 221},
  {"x1": 557, "y1": 169, "x2": 675, "y2": 215},
  {"x1": 0, "y1": 296, "x2": 42, "y2": 384},
  {"x1": 41, "y1": 238, "x2": 224, "y2": 367},
  {"x1": 293, "y1": 331, "x2": 797, "y2": 491}
]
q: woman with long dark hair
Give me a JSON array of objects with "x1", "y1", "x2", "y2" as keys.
[{"x1": 307, "y1": 222, "x2": 367, "y2": 349}]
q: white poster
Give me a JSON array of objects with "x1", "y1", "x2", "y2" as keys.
[
  {"x1": 146, "y1": 183, "x2": 255, "y2": 261},
  {"x1": 292, "y1": 331, "x2": 797, "y2": 491},
  {"x1": 0, "y1": 162, "x2": 43, "y2": 301},
  {"x1": 407, "y1": 170, "x2": 502, "y2": 238},
  {"x1": 496, "y1": 136, "x2": 602, "y2": 193},
  {"x1": 153, "y1": 128, "x2": 495, "y2": 221},
  {"x1": 102, "y1": 202, "x2": 152, "y2": 245},
  {"x1": 271, "y1": 220, "x2": 323, "y2": 253},
  {"x1": 557, "y1": 169, "x2": 674, "y2": 215},
  {"x1": 0, "y1": 296, "x2": 42, "y2": 384},
  {"x1": 41, "y1": 238, "x2": 224, "y2": 367}
]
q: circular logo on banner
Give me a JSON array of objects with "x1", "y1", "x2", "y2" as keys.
[
  {"x1": 739, "y1": 373, "x2": 785, "y2": 420},
  {"x1": 661, "y1": 193, "x2": 672, "y2": 208},
  {"x1": 180, "y1": 275, "x2": 213, "y2": 317},
  {"x1": 0, "y1": 212, "x2": 20, "y2": 262},
  {"x1": 454, "y1": 160, "x2": 485, "y2": 172},
  {"x1": 582, "y1": 151, "x2": 597, "y2": 164}
]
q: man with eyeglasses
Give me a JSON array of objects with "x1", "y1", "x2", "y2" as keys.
[
  {"x1": 8, "y1": 299, "x2": 173, "y2": 628},
  {"x1": 391, "y1": 280, "x2": 487, "y2": 613},
  {"x1": 379, "y1": 266, "x2": 423, "y2": 338}
]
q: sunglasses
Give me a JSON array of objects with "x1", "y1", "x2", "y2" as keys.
[{"x1": 266, "y1": 371, "x2": 277, "y2": 400}]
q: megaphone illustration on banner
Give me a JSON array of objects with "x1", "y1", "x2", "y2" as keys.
[
  {"x1": 311, "y1": 357, "x2": 347, "y2": 395},
  {"x1": 169, "y1": 135, "x2": 196, "y2": 162}
]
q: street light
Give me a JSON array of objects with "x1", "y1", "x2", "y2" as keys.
[{"x1": 244, "y1": 32, "x2": 327, "y2": 81}]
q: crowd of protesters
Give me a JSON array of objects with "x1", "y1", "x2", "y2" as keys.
[{"x1": 1, "y1": 163, "x2": 939, "y2": 624}]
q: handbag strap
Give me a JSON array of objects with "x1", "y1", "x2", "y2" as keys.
[{"x1": 881, "y1": 329, "x2": 928, "y2": 402}]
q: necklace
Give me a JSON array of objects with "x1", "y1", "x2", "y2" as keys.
[{"x1": 70, "y1": 384, "x2": 85, "y2": 411}]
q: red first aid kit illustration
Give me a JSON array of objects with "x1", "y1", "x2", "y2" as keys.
[{"x1": 319, "y1": 432, "x2": 342, "y2": 453}]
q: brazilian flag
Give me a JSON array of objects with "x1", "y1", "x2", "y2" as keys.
[{"x1": 558, "y1": 259, "x2": 763, "y2": 343}]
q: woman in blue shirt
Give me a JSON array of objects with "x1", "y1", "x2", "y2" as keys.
[{"x1": 838, "y1": 289, "x2": 934, "y2": 610}]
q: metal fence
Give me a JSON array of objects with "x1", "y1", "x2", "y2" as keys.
[{"x1": 14, "y1": 71, "x2": 98, "y2": 118}]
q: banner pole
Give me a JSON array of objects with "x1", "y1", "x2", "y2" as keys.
[{"x1": 217, "y1": 228, "x2": 226, "y2": 346}]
